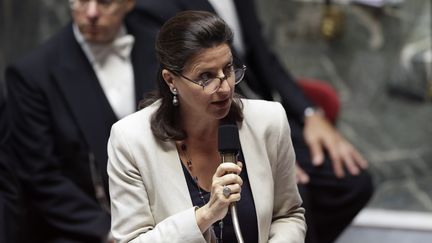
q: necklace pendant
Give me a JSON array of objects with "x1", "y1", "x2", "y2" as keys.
[{"x1": 219, "y1": 220, "x2": 224, "y2": 242}]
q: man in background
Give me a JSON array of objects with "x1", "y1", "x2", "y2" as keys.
[
  {"x1": 6, "y1": 0, "x2": 158, "y2": 242},
  {"x1": 136, "y1": 0, "x2": 374, "y2": 242}
]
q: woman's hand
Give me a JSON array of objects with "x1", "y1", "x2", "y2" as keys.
[{"x1": 195, "y1": 161, "x2": 243, "y2": 232}]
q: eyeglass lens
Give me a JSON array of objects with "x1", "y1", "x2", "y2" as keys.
[{"x1": 204, "y1": 67, "x2": 246, "y2": 93}]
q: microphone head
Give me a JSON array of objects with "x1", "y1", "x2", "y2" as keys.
[{"x1": 218, "y1": 124, "x2": 241, "y2": 153}]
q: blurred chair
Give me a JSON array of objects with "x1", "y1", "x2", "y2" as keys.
[{"x1": 298, "y1": 78, "x2": 340, "y2": 124}]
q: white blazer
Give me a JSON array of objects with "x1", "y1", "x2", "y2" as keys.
[{"x1": 108, "y1": 99, "x2": 306, "y2": 243}]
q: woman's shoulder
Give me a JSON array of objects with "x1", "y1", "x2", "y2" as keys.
[
  {"x1": 241, "y1": 98, "x2": 285, "y2": 118},
  {"x1": 239, "y1": 99, "x2": 288, "y2": 134}
]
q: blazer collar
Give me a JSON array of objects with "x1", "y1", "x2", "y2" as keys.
[
  {"x1": 52, "y1": 25, "x2": 117, "y2": 174},
  {"x1": 125, "y1": 10, "x2": 159, "y2": 104},
  {"x1": 51, "y1": 16, "x2": 158, "y2": 170}
]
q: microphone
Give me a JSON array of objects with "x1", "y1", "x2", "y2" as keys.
[{"x1": 218, "y1": 124, "x2": 244, "y2": 243}]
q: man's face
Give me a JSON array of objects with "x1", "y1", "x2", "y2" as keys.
[{"x1": 71, "y1": 0, "x2": 135, "y2": 44}]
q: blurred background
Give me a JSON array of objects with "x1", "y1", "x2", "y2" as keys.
[{"x1": 1, "y1": 0, "x2": 431, "y2": 242}]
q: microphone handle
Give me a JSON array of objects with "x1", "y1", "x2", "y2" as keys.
[
  {"x1": 221, "y1": 153, "x2": 244, "y2": 243},
  {"x1": 230, "y1": 203, "x2": 244, "y2": 243}
]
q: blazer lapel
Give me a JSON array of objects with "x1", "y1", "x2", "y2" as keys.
[
  {"x1": 51, "y1": 26, "x2": 117, "y2": 179},
  {"x1": 157, "y1": 141, "x2": 193, "y2": 210},
  {"x1": 233, "y1": 0, "x2": 254, "y2": 44},
  {"x1": 239, "y1": 122, "x2": 273, "y2": 243},
  {"x1": 126, "y1": 12, "x2": 160, "y2": 105},
  {"x1": 152, "y1": 140, "x2": 216, "y2": 241}
]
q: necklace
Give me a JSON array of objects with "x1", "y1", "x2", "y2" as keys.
[{"x1": 180, "y1": 143, "x2": 224, "y2": 243}]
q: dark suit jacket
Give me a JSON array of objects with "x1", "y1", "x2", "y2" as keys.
[
  {"x1": 0, "y1": 80, "x2": 8, "y2": 142},
  {"x1": 0, "y1": 147, "x2": 21, "y2": 243},
  {"x1": 136, "y1": 0, "x2": 314, "y2": 123},
  {"x1": 0, "y1": 81, "x2": 21, "y2": 243},
  {"x1": 6, "y1": 10, "x2": 159, "y2": 243}
]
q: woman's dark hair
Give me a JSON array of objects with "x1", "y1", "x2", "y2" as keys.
[{"x1": 140, "y1": 10, "x2": 243, "y2": 141}]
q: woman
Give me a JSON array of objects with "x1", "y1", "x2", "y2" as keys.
[{"x1": 108, "y1": 10, "x2": 306, "y2": 243}]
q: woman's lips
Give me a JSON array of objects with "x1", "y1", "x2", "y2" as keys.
[{"x1": 212, "y1": 98, "x2": 230, "y2": 108}]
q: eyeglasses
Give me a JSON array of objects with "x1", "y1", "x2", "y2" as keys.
[
  {"x1": 174, "y1": 65, "x2": 247, "y2": 94},
  {"x1": 69, "y1": 0, "x2": 123, "y2": 13}
]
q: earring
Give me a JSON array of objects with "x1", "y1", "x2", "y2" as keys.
[{"x1": 172, "y1": 88, "x2": 179, "y2": 106}]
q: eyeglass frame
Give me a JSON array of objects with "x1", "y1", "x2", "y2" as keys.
[{"x1": 169, "y1": 64, "x2": 247, "y2": 93}]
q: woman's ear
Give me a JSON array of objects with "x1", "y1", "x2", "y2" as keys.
[{"x1": 162, "y1": 69, "x2": 176, "y2": 91}]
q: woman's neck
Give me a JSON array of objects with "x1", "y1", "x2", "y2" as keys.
[{"x1": 181, "y1": 115, "x2": 219, "y2": 143}]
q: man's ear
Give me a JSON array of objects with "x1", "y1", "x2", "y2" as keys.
[{"x1": 162, "y1": 69, "x2": 176, "y2": 91}]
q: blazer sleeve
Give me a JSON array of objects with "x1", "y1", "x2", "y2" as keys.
[
  {"x1": 6, "y1": 66, "x2": 110, "y2": 241},
  {"x1": 268, "y1": 103, "x2": 306, "y2": 242},
  {"x1": 107, "y1": 123, "x2": 211, "y2": 243}
]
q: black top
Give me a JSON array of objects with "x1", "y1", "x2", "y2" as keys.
[{"x1": 181, "y1": 152, "x2": 259, "y2": 243}]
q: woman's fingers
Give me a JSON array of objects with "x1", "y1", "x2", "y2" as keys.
[
  {"x1": 204, "y1": 161, "x2": 244, "y2": 222},
  {"x1": 212, "y1": 162, "x2": 243, "y2": 202},
  {"x1": 221, "y1": 183, "x2": 242, "y2": 197},
  {"x1": 214, "y1": 162, "x2": 242, "y2": 177}
]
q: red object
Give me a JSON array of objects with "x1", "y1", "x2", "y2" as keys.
[{"x1": 298, "y1": 78, "x2": 340, "y2": 124}]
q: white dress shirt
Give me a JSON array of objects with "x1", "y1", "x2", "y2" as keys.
[{"x1": 73, "y1": 25, "x2": 136, "y2": 119}]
